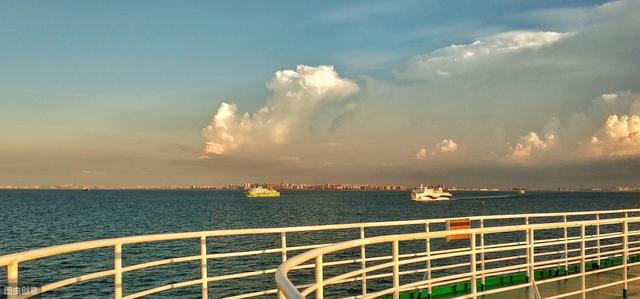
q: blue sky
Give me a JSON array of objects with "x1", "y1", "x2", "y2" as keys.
[
  {"x1": 2, "y1": 0, "x2": 639, "y2": 187},
  {"x1": 1, "y1": 1, "x2": 606, "y2": 89}
]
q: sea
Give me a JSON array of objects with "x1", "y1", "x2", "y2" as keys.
[{"x1": 1, "y1": 190, "x2": 640, "y2": 298}]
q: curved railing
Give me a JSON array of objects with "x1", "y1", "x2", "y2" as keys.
[
  {"x1": 276, "y1": 212, "x2": 640, "y2": 299},
  {"x1": 2, "y1": 209, "x2": 639, "y2": 298}
]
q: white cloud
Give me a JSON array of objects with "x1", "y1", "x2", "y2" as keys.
[
  {"x1": 586, "y1": 114, "x2": 640, "y2": 156},
  {"x1": 601, "y1": 93, "x2": 619, "y2": 102},
  {"x1": 202, "y1": 65, "x2": 359, "y2": 156},
  {"x1": 572, "y1": 91, "x2": 640, "y2": 158},
  {"x1": 435, "y1": 139, "x2": 458, "y2": 153},
  {"x1": 416, "y1": 138, "x2": 458, "y2": 159},
  {"x1": 400, "y1": 31, "x2": 573, "y2": 79},
  {"x1": 603, "y1": 115, "x2": 640, "y2": 141},
  {"x1": 509, "y1": 131, "x2": 556, "y2": 161},
  {"x1": 416, "y1": 148, "x2": 428, "y2": 160}
]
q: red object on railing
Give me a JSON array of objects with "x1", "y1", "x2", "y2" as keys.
[{"x1": 446, "y1": 218, "x2": 471, "y2": 241}]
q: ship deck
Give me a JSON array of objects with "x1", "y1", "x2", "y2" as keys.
[
  {"x1": 486, "y1": 264, "x2": 640, "y2": 299},
  {"x1": 380, "y1": 262, "x2": 640, "y2": 299}
]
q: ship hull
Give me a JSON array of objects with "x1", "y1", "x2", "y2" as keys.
[
  {"x1": 411, "y1": 196, "x2": 451, "y2": 201},
  {"x1": 245, "y1": 192, "x2": 280, "y2": 198},
  {"x1": 411, "y1": 192, "x2": 452, "y2": 201}
]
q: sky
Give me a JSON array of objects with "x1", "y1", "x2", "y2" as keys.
[{"x1": 1, "y1": 0, "x2": 640, "y2": 188}]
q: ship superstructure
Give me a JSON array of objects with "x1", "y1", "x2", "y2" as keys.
[{"x1": 410, "y1": 184, "x2": 452, "y2": 201}]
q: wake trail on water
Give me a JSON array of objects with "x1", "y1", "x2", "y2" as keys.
[{"x1": 454, "y1": 194, "x2": 520, "y2": 200}]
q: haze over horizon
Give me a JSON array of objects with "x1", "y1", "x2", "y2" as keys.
[{"x1": 2, "y1": 1, "x2": 640, "y2": 188}]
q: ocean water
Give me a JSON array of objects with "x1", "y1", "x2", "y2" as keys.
[{"x1": 1, "y1": 190, "x2": 640, "y2": 298}]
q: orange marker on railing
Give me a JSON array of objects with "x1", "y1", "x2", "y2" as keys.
[{"x1": 446, "y1": 218, "x2": 471, "y2": 241}]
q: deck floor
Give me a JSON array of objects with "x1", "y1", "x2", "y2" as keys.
[{"x1": 483, "y1": 264, "x2": 640, "y2": 299}]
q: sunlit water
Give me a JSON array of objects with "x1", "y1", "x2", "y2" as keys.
[{"x1": 1, "y1": 190, "x2": 640, "y2": 298}]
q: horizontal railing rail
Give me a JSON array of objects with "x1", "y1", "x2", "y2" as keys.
[
  {"x1": 2, "y1": 208, "x2": 639, "y2": 298},
  {"x1": 276, "y1": 214, "x2": 640, "y2": 299}
]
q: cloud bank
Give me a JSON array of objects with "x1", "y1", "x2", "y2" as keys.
[
  {"x1": 400, "y1": 31, "x2": 573, "y2": 79},
  {"x1": 202, "y1": 65, "x2": 359, "y2": 155},
  {"x1": 193, "y1": 0, "x2": 640, "y2": 187}
]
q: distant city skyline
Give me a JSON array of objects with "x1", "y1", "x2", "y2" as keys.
[
  {"x1": 1, "y1": 181, "x2": 639, "y2": 193},
  {"x1": 2, "y1": 1, "x2": 640, "y2": 188}
]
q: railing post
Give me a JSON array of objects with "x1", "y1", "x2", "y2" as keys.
[
  {"x1": 527, "y1": 227, "x2": 535, "y2": 299},
  {"x1": 6, "y1": 262, "x2": 18, "y2": 299},
  {"x1": 470, "y1": 233, "x2": 477, "y2": 298},
  {"x1": 392, "y1": 240, "x2": 400, "y2": 299},
  {"x1": 278, "y1": 232, "x2": 287, "y2": 299},
  {"x1": 424, "y1": 222, "x2": 432, "y2": 298},
  {"x1": 563, "y1": 214, "x2": 569, "y2": 274},
  {"x1": 479, "y1": 219, "x2": 485, "y2": 291},
  {"x1": 316, "y1": 255, "x2": 323, "y2": 299},
  {"x1": 200, "y1": 236, "x2": 209, "y2": 299},
  {"x1": 596, "y1": 213, "x2": 601, "y2": 267},
  {"x1": 580, "y1": 224, "x2": 586, "y2": 299},
  {"x1": 623, "y1": 220, "x2": 629, "y2": 299},
  {"x1": 280, "y1": 232, "x2": 287, "y2": 262},
  {"x1": 525, "y1": 215, "x2": 531, "y2": 287},
  {"x1": 359, "y1": 226, "x2": 367, "y2": 296},
  {"x1": 114, "y1": 243, "x2": 123, "y2": 299}
]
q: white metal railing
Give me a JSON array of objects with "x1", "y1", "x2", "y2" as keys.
[
  {"x1": 1, "y1": 209, "x2": 639, "y2": 298},
  {"x1": 276, "y1": 212, "x2": 640, "y2": 299}
]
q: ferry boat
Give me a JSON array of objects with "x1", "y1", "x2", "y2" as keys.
[
  {"x1": 245, "y1": 186, "x2": 280, "y2": 198},
  {"x1": 410, "y1": 184, "x2": 452, "y2": 201}
]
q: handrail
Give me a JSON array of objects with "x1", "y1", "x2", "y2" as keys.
[
  {"x1": 276, "y1": 215, "x2": 640, "y2": 299},
  {"x1": 2, "y1": 208, "x2": 638, "y2": 299},
  {"x1": 3, "y1": 208, "x2": 638, "y2": 266}
]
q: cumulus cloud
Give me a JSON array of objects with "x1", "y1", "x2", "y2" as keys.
[
  {"x1": 586, "y1": 114, "x2": 640, "y2": 156},
  {"x1": 416, "y1": 138, "x2": 458, "y2": 159},
  {"x1": 202, "y1": 65, "x2": 359, "y2": 155},
  {"x1": 399, "y1": 31, "x2": 573, "y2": 79},
  {"x1": 601, "y1": 93, "x2": 619, "y2": 102},
  {"x1": 566, "y1": 91, "x2": 640, "y2": 158},
  {"x1": 495, "y1": 91, "x2": 640, "y2": 161},
  {"x1": 416, "y1": 148, "x2": 428, "y2": 160},
  {"x1": 435, "y1": 139, "x2": 458, "y2": 153},
  {"x1": 509, "y1": 131, "x2": 556, "y2": 161}
]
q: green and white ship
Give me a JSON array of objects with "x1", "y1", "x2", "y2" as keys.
[{"x1": 245, "y1": 186, "x2": 280, "y2": 198}]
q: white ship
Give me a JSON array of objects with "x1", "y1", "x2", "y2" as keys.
[
  {"x1": 410, "y1": 184, "x2": 452, "y2": 201},
  {"x1": 245, "y1": 186, "x2": 280, "y2": 198}
]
